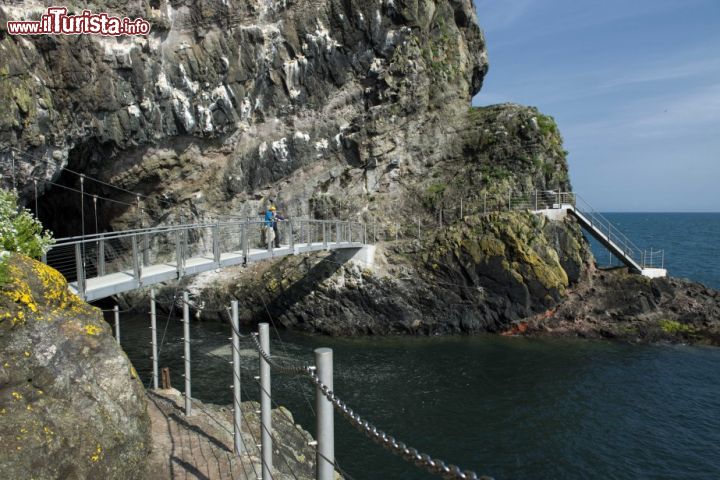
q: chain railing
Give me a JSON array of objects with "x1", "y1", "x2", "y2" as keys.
[{"x1": 247, "y1": 324, "x2": 493, "y2": 480}]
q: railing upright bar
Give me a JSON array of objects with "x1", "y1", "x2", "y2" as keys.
[
  {"x1": 132, "y1": 235, "x2": 142, "y2": 285},
  {"x1": 175, "y1": 230, "x2": 184, "y2": 278},
  {"x1": 231, "y1": 300, "x2": 244, "y2": 455},
  {"x1": 213, "y1": 222, "x2": 221, "y2": 265},
  {"x1": 113, "y1": 305, "x2": 120, "y2": 345},
  {"x1": 183, "y1": 292, "x2": 191, "y2": 416},
  {"x1": 315, "y1": 347, "x2": 334, "y2": 480},
  {"x1": 75, "y1": 243, "x2": 85, "y2": 300},
  {"x1": 98, "y1": 236, "x2": 105, "y2": 276},
  {"x1": 150, "y1": 288, "x2": 159, "y2": 390},
  {"x1": 259, "y1": 323, "x2": 273, "y2": 478}
]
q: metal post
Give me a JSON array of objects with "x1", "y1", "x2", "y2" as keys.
[
  {"x1": 363, "y1": 223, "x2": 367, "y2": 244},
  {"x1": 113, "y1": 305, "x2": 120, "y2": 345},
  {"x1": 143, "y1": 233, "x2": 150, "y2": 267},
  {"x1": 150, "y1": 289, "x2": 159, "y2": 389},
  {"x1": 336, "y1": 221, "x2": 340, "y2": 245},
  {"x1": 259, "y1": 323, "x2": 272, "y2": 478},
  {"x1": 315, "y1": 348, "x2": 334, "y2": 480},
  {"x1": 175, "y1": 230, "x2": 184, "y2": 277},
  {"x1": 183, "y1": 292, "x2": 191, "y2": 416},
  {"x1": 98, "y1": 235, "x2": 105, "y2": 276},
  {"x1": 75, "y1": 243, "x2": 85, "y2": 300},
  {"x1": 289, "y1": 220, "x2": 295, "y2": 250},
  {"x1": 231, "y1": 301, "x2": 244, "y2": 455},
  {"x1": 323, "y1": 221, "x2": 328, "y2": 248},
  {"x1": 242, "y1": 223, "x2": 249, "y2": 260},
  {"x1": 213, "y1": 222, "x2": 221, "y2": 265},
  {"x1": 348, "y1": 221, "x2": 352, "y2": 243},
  {"x1": 132, "y1": 235, "x2": 142, "y2": 285},
  {"x1": 373, "y1": 223, "x2": 377, "y2": 243},
  {"x1": 535, "y1": 190, "x2": 538, "y2": 210}
]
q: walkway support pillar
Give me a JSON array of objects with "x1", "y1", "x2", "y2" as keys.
[
  {"x1": 231, "y1": 300, "x2": 244, "y2": 455},
  {"x1": 113, "y1": 305, "x2": 120, "y2": 345},
  {"x1": 259, "y1": 323, "x2": 273, "y2": 478},
  {"x1": 183, "y1": 292, "x2": 191, "y2": 416},
  {"x1": 150, "y1": 288, "x2": 159, "y2": 390},
  {"x1": 315, "y1": 347, "x2": 334, "y2": 480}
]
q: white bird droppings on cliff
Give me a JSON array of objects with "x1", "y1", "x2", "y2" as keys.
[{"x1": 272, "y1": 138, "x2": 289, "y2": 162}]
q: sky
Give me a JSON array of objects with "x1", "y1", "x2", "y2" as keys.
[{"x1": 471, "y1": 0, "x2": 720, "y2": 212}]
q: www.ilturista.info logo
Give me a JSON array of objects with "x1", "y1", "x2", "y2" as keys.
[{"x1": 7, "y1": 7, "x2": 151, "y2": 36}]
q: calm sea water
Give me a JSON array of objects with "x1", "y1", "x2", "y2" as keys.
[
  {"x1": 115, "y1": 317, "x2": 720, "y2": 480},
  {"x1": 111, "y1": 212, "x2": 720, "y2": 479},
  {"x1": 589, "y1": 213, "x2": 720, "y2": 289}
]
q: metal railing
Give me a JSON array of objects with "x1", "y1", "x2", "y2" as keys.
[
  {"x1": 44, "y1": 218, "x2": 368, "y2": 300},
  {"x1": 365, "y1": 189, "x2": 664, "y2": 271},
  {"x1": 104, "y1": 293, "x2": 492, "y2": 479}
]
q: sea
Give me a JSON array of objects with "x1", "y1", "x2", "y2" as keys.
[{"x1": 112, "y1": 213, "x2": 720, "y2": 479}]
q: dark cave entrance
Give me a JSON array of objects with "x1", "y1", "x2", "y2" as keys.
[{"x1": 34, "y1": 141, "x2": 138, "y2": 239}]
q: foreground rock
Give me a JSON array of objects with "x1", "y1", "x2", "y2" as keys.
[
  {"x1": 0, "y1": 255, "x2": 151, "y2": 478},
  {"x1": 147, "y1": 389, "x2": 321, "y2": 480}
]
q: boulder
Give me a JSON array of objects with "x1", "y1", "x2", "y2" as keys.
[{"x1": 0, "y1": 254, "x2": 151, "y2": 479}]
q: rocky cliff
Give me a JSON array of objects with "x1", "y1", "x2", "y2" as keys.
[
  {"x1": 0, "y1": 254, "x2": 151, "y2": 478},
  {"x1": 2, "y1": 1, "x2": 717, "y2": 342}
]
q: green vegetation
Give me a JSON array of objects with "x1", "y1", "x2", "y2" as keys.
[
  {"x1": 658, "y1": 319, "x2": 696, "y2": 335},
  {"x1": 0, "y1": 189, "x2": 54, "y2": 283},
  {"x1": 536, "y1": 114, "x2": 557, "y2": 136}
]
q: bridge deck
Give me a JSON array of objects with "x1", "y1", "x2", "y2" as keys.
[{"x1": 71, "y1": 241, "x2": 364, "y2": 302}]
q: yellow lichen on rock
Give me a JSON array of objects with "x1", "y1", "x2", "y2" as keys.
[
  {"x1": 0, "y1": 254, "x2": 96, "y2": 329},
  {"x1": 84, "y1": 324, "x2": 101, "y2": 336}
]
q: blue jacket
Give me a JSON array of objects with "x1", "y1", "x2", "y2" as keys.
[{"x1": 264, "y1": 210, "x2": 274, "y2": 227}]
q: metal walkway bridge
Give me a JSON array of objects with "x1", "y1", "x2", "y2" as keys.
[
  {"x1": 511, "y1": 191, "x2": 667, "y2": 278},
  {"x1": 43, "y1": 190, "x2": 665, "y2": 304},
  {"x1": 44, "y1": 219, "x2": 370, "y2": 302}
]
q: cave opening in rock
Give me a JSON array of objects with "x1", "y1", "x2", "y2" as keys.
[{"x1": 35, "y1": 141, "x2": 138, "y2": 239}]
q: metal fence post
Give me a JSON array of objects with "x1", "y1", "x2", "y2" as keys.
[
  {"x1": 113, "y1": 305, "x2": 120, "y2": 345},
  {"x1": 336, "y1": 221, "x2": 340, "y2": 245},
  {"x1": 231, "y1": 300, "x2": 244, "y2": 455},
  {"x1": 289, "y1": 220, "x2": 295, "y2": 250},
  {"x1": 175, "y1": 230, "x2": 184, "y2": 277},
  {"x1": 98, "y1": 235, "x2": 105, "y2": 276},
  {"x1": 150, "y1": 288, "x2": 159, "y2": 389},
  {"x1": 315, "y1": 348, "x2": 334, "y2": 480},
  {"x1": 213, "y1": 222, "x2": 221, "y2": 266},
  {"x1": 183, "y1": 292, "x2": 191, "y2": 416},
  {"x1": 323, "y1": 221, "x2": 328, "y2": 248},
  {"x1": 75, "y1": 243, "x2": 86, "y2": 300},
  {"x1": 348, "y1": 221, "x2": 352, "y2": 243},
  {"x1": 143, "y1": 233, "x2": 150, "y2": 266},
  {"x1": 259, "y1": 323, "x2": 273, "y2": 478},
  {"x1": 132, "y1": 235, "x2": 142, "y2": 286},
  {"x1": 242, "y1": 223, "x2": 249, "y2": 260}
]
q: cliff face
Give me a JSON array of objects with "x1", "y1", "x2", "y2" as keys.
[
  {"x1": 2, "y1": 1, "x2": 604, "y2": 336},
  {"x1": 1, "y1": 0, "x2": 495, "y2": 233},
  {"x1": 0, "y1": 255, "x2": 151, "y2": 478}
]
